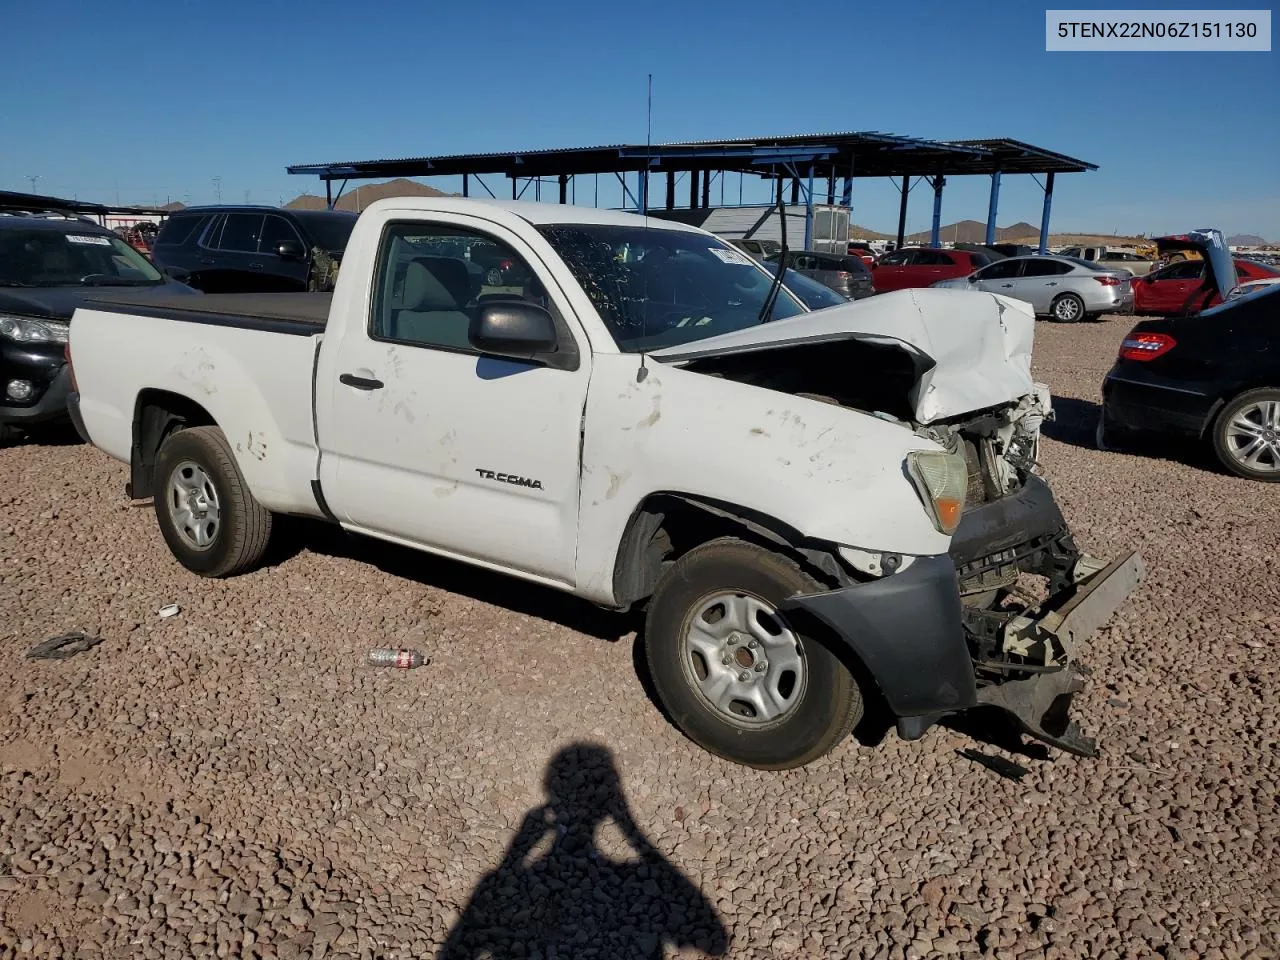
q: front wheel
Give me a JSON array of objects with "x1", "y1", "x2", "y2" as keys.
[
  {"x1": 1211, "y1": 388, "x2": 1280, "y2": 482},
  {"x1": 153, "y1": 426, "x2": 274, "y2": 576},
  {"x1": 1050, "y1": 292, "x2": 1085, "y2": 322},
  {"x1": 644, "y1": 538, "x2": 864, "y2": 769}
]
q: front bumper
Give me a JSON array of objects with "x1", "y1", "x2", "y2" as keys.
[
  {"x1": 0, "y1": 340, "x2": 72, "y2": 426},
  {"x1": 783, "y1": 479, "x2": 1144, "y2": 756}
]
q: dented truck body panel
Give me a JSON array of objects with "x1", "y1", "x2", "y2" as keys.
[
  {"x1": 69, "y1": 196, "x2": 1142, "y2": 760},
  {"x1": 69, "y1": 303, "x2": 325, "y2": 516}
]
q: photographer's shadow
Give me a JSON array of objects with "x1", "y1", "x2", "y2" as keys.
[{"x1": 439, "y1": 743, "x2": 728, "y2": 959}]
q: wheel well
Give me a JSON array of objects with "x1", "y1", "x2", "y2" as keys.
[
  {"x1": 1202, "y1": 383, "x2": 1279, "y2": 439},
  {"x1": 130, "y1": 390, "x2": 216, "y2": 499},
  {"x1": 611, "y1": 493, "x2": 851, "y2": 609}
]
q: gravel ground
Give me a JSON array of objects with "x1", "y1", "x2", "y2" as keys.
[{"x1": 1, "y1": 314, "x2": 1277, "y2": 959}]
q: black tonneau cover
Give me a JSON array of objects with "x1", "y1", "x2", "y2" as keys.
[{"x1": 84, "y1": 292, "x2": 331, "y2": 336}]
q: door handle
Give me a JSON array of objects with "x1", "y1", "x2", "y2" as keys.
[
  {"x1": 1046, "y1": 281, "x2": 1058, "y2": 287},
  {"x1": 339, "y1": 373, "x2": 384, "y2": 391},
  {"x1": 198, "y1": 258, "x2": 215, "y2": 265},
  {"x1": 1000, "y1": 283, "x2": 1014, "y2": 288},
  {"x1": 249, "y1": 262, "x2": 264, "y2": 270}
]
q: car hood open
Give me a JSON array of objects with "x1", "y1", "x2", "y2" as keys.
[
  {"x1": 650, "y1": 288, "x2": 1037, "y2": 424},
  {"x1": 1153, "y1": 228, "x2": 1238, "y2": 298}
]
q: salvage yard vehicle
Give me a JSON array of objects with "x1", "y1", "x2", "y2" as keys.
[
  {"x1": 1102, "y1": 230, "x2": 1280, "y2": 482},
  {"x1": 764, "y1": 250, "x2": 874, "y2": 300},
  {"x1": 0, "y1": 213, "x2": 197, "y2": 442},
  {"x1": 871, "y1": 247, "x2": 990, "y2": 292},
  {"x1": 1130, "y1": 256, "x2": 1279, "y2": 315},
  {"x1": 150, "y1": 206, "x2": 357, "y2": 294},
  {"x1": 932, "y1": 255, "x2": 1133, "y2": 322},
  {"x1": 1056, "y1": 245, "x2": 1157, "y2": 277},
  {"x1": 67, "y1": 197, "x2": 1143, "y2": 769}
]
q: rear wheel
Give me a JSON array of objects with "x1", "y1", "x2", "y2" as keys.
[
  {"x1": 153, "y1": 426, "x2": 273, "y2": 576},
  {"x1": 1050, "y1": 292, "x2": 1085, "y2": 322},
  {"x1": 644, "y1": 538, "x2": 863, "y2": 769},
  {"x1": 1211, "y1": 388, "x2": 1280, "y2": 482}
]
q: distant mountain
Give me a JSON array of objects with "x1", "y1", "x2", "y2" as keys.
[
  {"x1": 903, "y1": 220, "x2": 1044, "y2": 244},
  {"x1": 285, "y1": 178, "x2": 451, "y2": 212},
  {"x1": 1228, "y1": 234, "x2": 1268, "y2": 246}
]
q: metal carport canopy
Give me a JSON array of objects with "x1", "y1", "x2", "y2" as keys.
[{"x1": 285, "y1": 131, "x2": 1095, "y2": 181}]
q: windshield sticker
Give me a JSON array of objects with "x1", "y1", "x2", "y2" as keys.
[
  {"x1": 66, "y1": 235, "x2": 112, "y2": 246},
  {"x1": 708, "y1": 246, "x2": 753, "y2": 266}
]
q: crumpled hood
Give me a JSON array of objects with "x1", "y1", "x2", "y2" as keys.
[{"x1": 650, "y1": 288, "x2": 1037, "y2": 423}]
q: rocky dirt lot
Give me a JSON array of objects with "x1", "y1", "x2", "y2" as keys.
[{"x1": 1, "y1": 315, "x2": 1277, "y2": 960}]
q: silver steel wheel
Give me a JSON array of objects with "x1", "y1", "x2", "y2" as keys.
[
  {"x1": 166, "y1": 459, "x2": 222, "y2": 551},
  {"x1": 1053, "y1": 294, "x2": 1083, "y2": 321},
  {"x1": 1224, "y1": 400, "x2": 1280, "y2": 474},
  {"x1": 484, "y1": 267, "x2": 503, "y2": 286},
  {"x1": 680, "y1": 591, "x2": 807, "y2": 728}
]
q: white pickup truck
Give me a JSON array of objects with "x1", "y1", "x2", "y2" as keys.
[{"x1": 67, "y1": 197, "x2": 1143, "y2": 769}]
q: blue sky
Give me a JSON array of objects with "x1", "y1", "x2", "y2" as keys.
[{"x1": 2, "y1": 0, "x2": 1276, "y2": 237}]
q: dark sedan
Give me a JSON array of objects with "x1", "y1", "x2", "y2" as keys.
[
  {"x1": 1100, "y1": 238, "x2": 1278, "y2": 482},
  {"x1": 0, "y1": 216, "x2": 197, "y2": 441}
]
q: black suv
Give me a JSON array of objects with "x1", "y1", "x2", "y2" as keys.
[
  {"x1": 1, "y1": 214, "x2": 197, "y2": 440},
  {"x1": 151, "y1": 206, "x2": 358, "y2": 294}
]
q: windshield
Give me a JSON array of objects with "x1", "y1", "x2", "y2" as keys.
[
  {"x1": 761, "y1": 262, "x2": 846, "y2": 310},
  {"x1": 0, "y1": 227, "x2": 164, "y2": 287},
  {"x1": 536, "y1": 224, "x2": 804, "y2": 352},
  {"x1": 293, "y1": 212, "x2": 357, "y2": 254}
]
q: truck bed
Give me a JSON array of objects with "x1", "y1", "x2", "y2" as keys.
[{"x1": 86, "y1": 292, "x2": 331, "y2": 336}]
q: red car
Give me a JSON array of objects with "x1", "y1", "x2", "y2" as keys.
[
  {"x1": 846, "y1": 241, "x2": 877, "y2": 267},
  {"x1": 1131, "y1": 257, "x2": 1280, "y2": 315},
  {"x1": 871, "y1": 247, "x2": 991, "y2": 293}
]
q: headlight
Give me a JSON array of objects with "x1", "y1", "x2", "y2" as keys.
[
  {"x1": 905, "y1": 449, "x2": 968, "y2": 535},
  {"x1": 0, "y1": 315, "x2": 69, "y2": 344}
]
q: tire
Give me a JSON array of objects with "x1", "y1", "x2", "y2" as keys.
[
  {"x1": 0, "y1": 424, "x2": 22, "y2": 445},
  {"x1": 1210, "y1": 388, "x2": 1280, "y2": 482},
  {"x1": 1050, "y1": 293, "x2": 1085, "y2": 323},
  {"x1": 484, "y1": 267, "x2": 503, "y2": 286},
  {"x1": 644, "y1": 537, "x2": 863, "y2": 769},
  {"x1": 153, "y1": 426, "x2": 273, "y2": 576}
]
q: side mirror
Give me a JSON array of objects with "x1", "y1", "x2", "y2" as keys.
[
  {"x1": 469, "y1": 301, "x2": 558, "y2": 361},
  {"x1": 967, "y1": 274, "x2": 978, "y2": 283},
  {"x1": 275, "y1": 240, "x2": 304, "y2": 260}
]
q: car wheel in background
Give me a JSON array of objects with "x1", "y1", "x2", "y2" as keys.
[
  {"x1": 1050, "y1": 293, "x2": 1086, "y2": 322},
  {"x1": 645, "y1": 537, "x2": 864, "y2": 769},
  {"x1": 153, "y1": 426, "x2": 274, "y2": 576},
  {"x1": 484, "y1": 267, "x2": 503, "y2": 286},
  {"x1": 1211, "y1": 388, "x2": 1280, "y2": 482}
]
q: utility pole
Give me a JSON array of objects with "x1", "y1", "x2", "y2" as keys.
[
  {"x1": 27, "y1": 175, "x2": 39, "y2": 193},
  {"x1": 212, "y1": 177, "x2": 222, "y2": 204}
]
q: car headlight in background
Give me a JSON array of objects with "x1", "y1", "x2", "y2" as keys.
[
  {"x1": 905, "y1": 449, "x2": 969, "y2": 535},
  {"x1": 0, "y1": 315, "x2": 70, "y2": 344}
]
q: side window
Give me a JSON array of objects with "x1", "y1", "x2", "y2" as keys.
[
  {"x1": 1160, "y1": 261, "x2": 1203, "y2": 281},
  {"x1": 260, "y1": 215, "x2": 303, "y2": 254},
  {"x1": 155, "y1": 214, "x2": 205, "y2": 247},
  {"x1": 218, "y1": 214, "x2": 264, "y2": 252},
  {"x1": 1020, "y1": 259, "x2": 1065, "y2": 278},
  {"x1": 880, "y1": 250, "x2": 912, "y2": 266},
  {"x1": 371, "y1": 222, "x2": 547, "y2": 352},
  {"x1": 978, "y1": 259, "x2": 1021, "y2": 280},
  {"x1": 199, "y1": 214, "x2": 225, "y2": 249}
]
